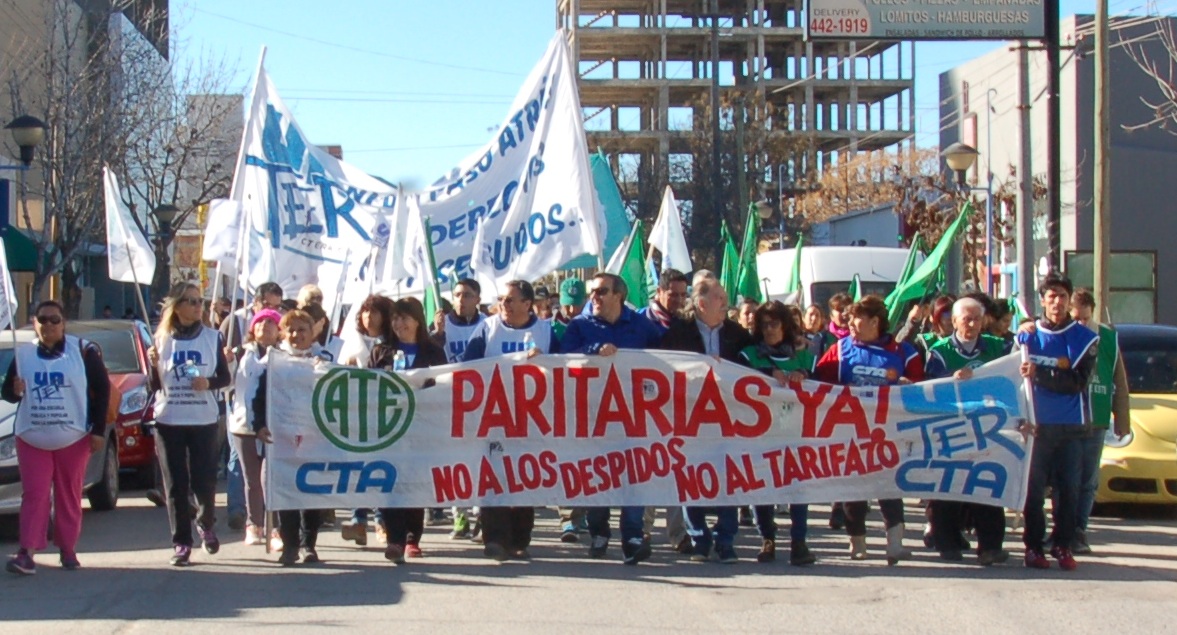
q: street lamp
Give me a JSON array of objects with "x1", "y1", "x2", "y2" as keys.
[
  {"x1": 153, "y1": 203, "x2": 179, "y2": 232},
  {"x1": 2, "y1": 114, "x2": 47, "y2": 169},
  {"x1": 941, "y1": 141, "x2": 995, "y2": 295},
  {"x1": 754, "y1": 199, "x2": 773, "y2": 220}
]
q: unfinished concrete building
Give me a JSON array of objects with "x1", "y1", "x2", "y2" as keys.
[{"x1": 557, "y1": 0, "x2": 915, "y2": 220}]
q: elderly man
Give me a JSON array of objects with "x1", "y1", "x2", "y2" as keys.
[
  {"x1": 562, "y1": 273, "x2": 664, "y2": 565},
  {"x1": 661, "y1": 278, "x2": 753, "y2": 563},
  {"x1": 924, "y1": 297, "x2": 1013, "y2": 565}
]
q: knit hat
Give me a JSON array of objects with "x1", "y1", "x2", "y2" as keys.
[
  {"x1": 249, "y1": 308, "x2": 283, "y2": 331},
  {"x1": 559, "y1": 278, "x2": 586, "y2": 306}
]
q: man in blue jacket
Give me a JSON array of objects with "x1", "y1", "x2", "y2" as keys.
[
  {"x1": 561, "y1": 273, "x2": 664, "y2": 565},
  {"x1": 1017, "y1": 273, "x2": 1098, "y2": 572}
]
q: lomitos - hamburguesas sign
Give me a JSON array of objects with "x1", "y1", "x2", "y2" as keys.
[{"x1": 806, "y1": 0, "x2": 1046, "y2": 40}]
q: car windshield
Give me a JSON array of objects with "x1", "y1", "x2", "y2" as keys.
[
  {"x1": 1122, "y1": 339, "x2": 1177, "y2": 394},
  {"x1": 810, "y1": 281, "x2": 897, "y2": 309},
  {"x1": 74, "y1": 329, "x2": 141, "y2": 374}
]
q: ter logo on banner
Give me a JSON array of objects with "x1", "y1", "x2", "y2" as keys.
[{"x1": 312, "y1": 367, "x2": 415, "y2": 452}]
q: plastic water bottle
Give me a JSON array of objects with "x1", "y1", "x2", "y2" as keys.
[
  {"x1": 523, "y1": 332, "x2": 536, "y2": 353},
  {"x1": 183, "y1": 359, "x2": 201, "y2": 379},
  {"x1": 393, "y1": 350, "x2": 407, "y2": 372}
]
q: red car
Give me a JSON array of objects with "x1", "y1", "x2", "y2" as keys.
[{"x1": 69, "y1": 320, "x2": 157, "y2": 484}]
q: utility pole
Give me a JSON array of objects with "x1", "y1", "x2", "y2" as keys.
[
  {"x1": 1016, "y1": 42, "x2": 1036, "y2": 310},
  {"x1": 1094, "y1": 0, "x2": 1112, "y2": 320},
  {"x1": 1046, "y1": 0, "x2": 1062, "y2": 270}
]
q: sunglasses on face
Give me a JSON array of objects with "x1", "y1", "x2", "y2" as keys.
[
  {"x1": 590, "y1": 287, "x2": 613, "y2": 297},
  {"x1": 179, "y1": 297, "x2": 203, "y2": 307},
  {"x1": 35, "y1": 314, "x2": 63, "y2": 325}
]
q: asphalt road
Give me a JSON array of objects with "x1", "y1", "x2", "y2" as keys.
[{"x1": 1, "y1": 488, "x2": 1174, "y2": 634}]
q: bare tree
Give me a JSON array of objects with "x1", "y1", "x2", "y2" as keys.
[{"x1": 1120, "y1": 16, "x2": 1177, "y2": 134}]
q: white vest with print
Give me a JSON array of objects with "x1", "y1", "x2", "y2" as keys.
[
  {"x1": 444, "y1": 313, "x2": 485, "y2": 363},
  {"x1": 15, "y1": 335, "x2": 90, "y2": 450},
  {"x1": 481, "y1": 317, "x2": 552, "y2": 357},
  {"x1": 155, "y1": 327, "x2": 220, "y2": 425}
]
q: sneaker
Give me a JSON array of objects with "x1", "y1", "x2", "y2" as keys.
[
  {"x1": 145, "y1": 488, "x2": 166, "y2": 507},
  {"x1": 1072, "y1": 530, "x2": 1092, "y2": 555},
  {"x1": 978, "y1": 549, "x2": 1010, "y2": 566},
  {"x1": 198, "y1": 526, "x2": 220, "y2": 555},
  {"x1": 1051, "y1": 545, "x2": 1078, "y2": 571},
  {"x1": 757, "y1": 539, "x2": 776, "y2": 563},
  {"x1": 560, "y1": 523, "x2": 579, "y2": 543},
  {"x1": 450, "y1": 513, "x2": 470, "y2": 539},
  {"x1": 622, "y1": 537, "x2": 652, "y2": 566},
  {"x1": 6, "y1": 550, "x2": 35, "y2": 575},
  {"x1": 790, "y1": 540, "x2": 817, "y2": 566},
  {"x1": 244, "y1": 525, "x2": 264, "y2": 546},
  {"x1": 939, "y1": 549, "x2": 964, "y2": 562},
  {"x1": 674, "y1": 535, "x2": 694, "y2": 554},
  {"x1": 511, "y1": 548, "x2": 531, "y2": 561},
  {"x1": 716, "y1": 545, "x2": 739, "y2": 564},
  {"x1": 269, "y1": 530, "x2": 284, "y2": 552},
  {"x1": 60, "y1": 551, "x2": 80, "y2": 570},
  {"x1": 384, "y1": 543, "x2": 405, "y2": 564},
  {"x1": 341, "y1": 522, "x2": 368, "y2": 546},
  {"x1": 278, "y1": 549, "x2": 299, "y2": 567},
  {"x1": 484, "y1": 542, "x2": 510, "y2": 562},
  {"x1": 1023, "y1": 548, "x2": 1050, "y2": 569},
  {"x1": 227, "y1": 512, "x2": 246, "y2": 531},
  {"x1": 690, "y1": 544, "x2": 712, "y2": 563},
  {"x1": 427, "y1": 508, "x2": 448, "y2": 526},
  {"x1": 374, "y1": 524, "x2": 388, "y2": 545},
  {"x1": 170, "y1": 544, "x2": 192, "y2": 567},
  {"x1": 301, "y1": 548, "x2": 320, "y2": 564},
  {"x1": 405, "y1": 543, "x2": 423, "y2": 558},
  {"x1": 588, "y1": 536, "x2": 609, "y2": 559}
]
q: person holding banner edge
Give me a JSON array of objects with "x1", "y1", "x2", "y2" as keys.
[
  {"x1": 737, "y1": 300, "x2": 818, "y2": 566},
  {"x1": 923, "y1": 297, "x2": 1013, "y2": 565},
  {"x1": 561, "y1": 272, "x2": 663, "y2": 565},
  {"x1": 3, "y1": 301, "x2": 111, "y2": 575},
  {"x1": 370, "y1": 297, "x2": 448, "y2": 564},
  {"x1": 461, "y1": 280, "x2": 558, "y2": 562},
  {"x1": 148, "y1": 283, "x2": 233, "y2": 567},
  {"x1": 815, "y1": 295, "x2": 923, "y2": 565}
]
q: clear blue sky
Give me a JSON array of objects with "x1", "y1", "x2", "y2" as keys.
[{"x1": 178, "y1": 0, "x2": 1141, "y2": 185}]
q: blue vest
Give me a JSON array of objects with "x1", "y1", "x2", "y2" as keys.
[
  {"x1": 1017, "y1": 320, "x2": 1099, "y2": 425},
  {"x1": 835, "y1": 337, "x2": 917, "y2": 387}
]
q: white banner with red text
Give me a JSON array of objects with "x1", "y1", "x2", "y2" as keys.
[{"x1": 263, "y1": 350, "x2": 1033, "y2": 511}]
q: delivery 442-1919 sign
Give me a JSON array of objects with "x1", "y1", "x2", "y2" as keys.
[
  {"x1": 263, "y1": 350, "x2": 1033, "y2": 512},
  {"x1": 806, "y1": 0, "x2": 1046, "y2": 41}
]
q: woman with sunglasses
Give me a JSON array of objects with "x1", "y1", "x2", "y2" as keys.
[
  {"x1": 738, "y1": 301, "x2": 818, "y2": 567},
  {"x1": 147, "y1": 283, "x2": 232, "y2": 566},
  {"x1": 2, "y1": 301, "x2": 111, "y2": 575}
]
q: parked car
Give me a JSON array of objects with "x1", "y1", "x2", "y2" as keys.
[
  {"x1": 1096, "y1": 323, "x2": 1177, "y2": 505},
  {"x1": 0, "y1": 330, "x2": 120, "y2": 515},
  {"x1": 67, "y1": 320, "x2": 156, "y2": 484}
]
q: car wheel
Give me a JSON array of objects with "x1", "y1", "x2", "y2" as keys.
[{"x1": 87, "y1": 440, "x2": 119, "y2": 511}]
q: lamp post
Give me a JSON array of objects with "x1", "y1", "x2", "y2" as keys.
[
  {"x1": 1, "y1": 115, "x2": 47, "y2": 322},
  {"x1": 941, "y1": 141, "x2": 995, "y2": 295},
  {"x1": 151, "y1": 203, "x2": 180, "y2": 303}
]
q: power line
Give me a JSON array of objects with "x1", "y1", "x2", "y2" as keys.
[{"x1": 193, "y1": 7, "x2": 526, "y2": 77}]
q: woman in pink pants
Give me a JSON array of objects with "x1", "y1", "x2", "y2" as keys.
[{"x1": 1, "y1": 300, "x2": 112, "y2": 575}]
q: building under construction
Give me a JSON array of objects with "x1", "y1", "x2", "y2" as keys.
[{"x1": 557, "y1": 0, "x2": 914, "y2": 215}]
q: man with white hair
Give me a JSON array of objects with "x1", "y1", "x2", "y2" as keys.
[{"x1": 924, "y1": 296, "x2": 1013, "y2": 565}]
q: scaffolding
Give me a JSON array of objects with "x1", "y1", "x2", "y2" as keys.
[{"x1": 557, "y1": 0, "x2": 915, "y2": 208}]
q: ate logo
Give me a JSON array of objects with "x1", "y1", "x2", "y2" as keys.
[
  {"x1": 31, "y1": 371, "x2": 68, "y2": 402},
  {"x1": 312, "y1": 367, "x2": 415, "y2": 453},
  {"x1": 171, "y1": 351, "x2": 203, "y2": 380}
]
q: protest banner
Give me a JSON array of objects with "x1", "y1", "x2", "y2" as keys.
[{"x1": 264, "y1": 350, "x2": 1033, "y2": 512}]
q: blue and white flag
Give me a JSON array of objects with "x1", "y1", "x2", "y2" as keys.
[{"x1": 424, "y1": 30, "x2": 603, "y2": 292}]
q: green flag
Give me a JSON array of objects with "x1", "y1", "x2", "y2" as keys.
[
  {"x1": 420, "y1": 216, "x2": 442, "y2": 320},
  {"x1": 1009, "y1": 294, "x2": 1030, "y2": 324},
  {"x1": 607, "y1": 219, "x2": 649, "y2": 308},
  {"x1": 849, "y1": 273, "x2": 861, "y2": 302},
  {"x1": 885, "y1": 202, "x2": 973, "y2": 326},
  {"x1": 892, "y1": 234, "x2": 924, "y2": 295},
  {"x1": 784, "y1": 233, "x2": 805, "y2": 295},
  {"x1": 735, "y1": 203, "x2": 763, "y2": 302},
  {"x1": 719, "y1": 220, "x2": 739, "y2": 297}
]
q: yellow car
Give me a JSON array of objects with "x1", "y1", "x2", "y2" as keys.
[{"x1": 1096, "y1": 324, "x2": 1177, "y2": 505}]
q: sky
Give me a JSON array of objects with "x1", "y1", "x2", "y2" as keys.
[{"x1": 176, "y1": 0, "x2": 1154, "y2": 187}]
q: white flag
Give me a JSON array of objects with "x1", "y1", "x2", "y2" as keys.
[
  {"x1": 201, "y1": 198, "x2": 241, "y2": 265},
  {"x1": 605, "y1": 222, "x2": 639, "y2": 275},
  {"x1": 403, "y1": 196, "x2": 436, "y2": 294},
  {"x1": 0, "y1": 232, "x2": 19, "y2": 330},
  {"x1": 649, "y1": 185, "x2": 692, "y2": 273},
  {"x1": 440, "y1": 30, "x2": 601, "y2": 290},
  {"x1": 103, "y1": 166, "x2": 156, "y2": 285}
]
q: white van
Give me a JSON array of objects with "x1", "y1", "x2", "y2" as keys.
[{"x1": 756, "y1": 246, "x2": 918, "y2": 309}]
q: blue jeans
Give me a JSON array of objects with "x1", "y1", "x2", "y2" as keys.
[
  {"x1": 1024, "y1": 424, "x2": 1084, "y2": 551},
  {"x1": 586, "y1": 506, "x2": 645, "y2": 542},
  {"x1": 753, "y1": 504, "x2": 809, "y2": 543},
  {"x1": 225, "y1": 428, "x2": 245, "y2": 518},
  {"x1": 684, "y1": 506, "x2": 738, "y2": 554},
  {"x1": 1077, "y1": 429, "x2": 1105, "y2": 531}
]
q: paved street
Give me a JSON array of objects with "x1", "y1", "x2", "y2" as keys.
[{"x1": 1, "y1": 488, "x2": 1174, "y2": 634}]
